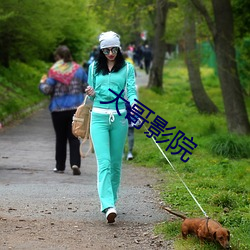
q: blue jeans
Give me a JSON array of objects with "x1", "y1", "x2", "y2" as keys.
[{"x1": 90, "y1": 111, "x2": 128, "y2": 212}]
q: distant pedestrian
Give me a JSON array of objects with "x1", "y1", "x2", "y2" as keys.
[
  {"x1": 143, "y1": 44, "x2": 152, "y2": 74},
  {"x1": 85, "y1": 31, "x2": 138, "y2": 223},
  {"x1": 134, "y1": 45, "x2": 144, "y2": 69},
  {"x1": 39, "y1": 45, "x2": 88, "y2": 175},
  {"x1": 87, "y1": 46, "x2": 99, "y2": 70},
  {"x1": 125, "y1": 98, "x2": 138, "y2": 161},
  {"x1": 123, "y1": 52, "x2": 138, "y2": 160}
]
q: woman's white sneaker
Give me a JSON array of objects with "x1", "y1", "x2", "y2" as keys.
[{"x1": 105, "y1": 207, "x2": 117, "y2": 223}]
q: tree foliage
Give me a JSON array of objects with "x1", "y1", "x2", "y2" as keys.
[
  {"x1": 164, "y1": 2, "x2": 184, "y2": 44},
  {"x1": 91, "y1": 0, "x2": 155, "y2": 46},
  {"x1": 232, "y1": 0, "x2": 250, "y2": 95},
  {"x1": 232, "y1": 0, "x2": 250, "y2": 39},
  {"x1": 0, "y1": 0, "x2": 99, "y2": 67}
]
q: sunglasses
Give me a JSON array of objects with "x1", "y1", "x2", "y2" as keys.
[{"x1": 102, "y1": 47, "x2": 119, "y2": 55}]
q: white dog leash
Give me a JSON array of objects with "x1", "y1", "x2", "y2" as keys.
[{"x1": 143, "y1": 123, "x2": 209, "y2": 218}]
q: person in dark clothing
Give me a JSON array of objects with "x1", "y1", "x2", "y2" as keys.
[
  {"x1": 87, "y1": 46, "x2": 99, "y2": 67},
  {"x1": 134, "y1": 45, "x2": 144, "y2": 69},
  {"x1": 143, "y1": 44, "x2": 152, "y2": 74},
  {"x1": 39, "y1": 45, "x2": 88, "y2": 175}
]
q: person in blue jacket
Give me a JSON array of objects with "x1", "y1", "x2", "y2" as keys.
[
  {"x1": 39, "y1": 45, "x2": 88, "y2": 175},
  {"x1": 85, "y1": 31, "x2": 137, "y2": 223}
]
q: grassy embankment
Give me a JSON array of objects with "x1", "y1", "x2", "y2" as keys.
[
  {"x1": 0, "y1": 60, "x2": 50, "y2": 124},
  {"x1": 128, "y1": 59, "x2": 250, "y2": 250}
]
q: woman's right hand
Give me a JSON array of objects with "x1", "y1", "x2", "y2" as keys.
[{"x1": 85, "y1": 86, "x2": 96, "y2": 97}]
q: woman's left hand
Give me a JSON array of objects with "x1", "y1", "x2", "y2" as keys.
[{"x1": 131, "y1": 102, "x2": 138, "y2": 114}]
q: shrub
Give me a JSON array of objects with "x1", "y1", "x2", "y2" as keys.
[
  {"x1": 209, "y1": 134, "x2": 250, "y2": 158},
  {"x1": 210, "y1": 191, "x2": 237, "y2": 209}
]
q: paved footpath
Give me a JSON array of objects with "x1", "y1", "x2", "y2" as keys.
[{"x1": 0, "y1": 70, "x2": 173, "y2": 249}]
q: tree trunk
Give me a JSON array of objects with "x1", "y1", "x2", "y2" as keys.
[
  {"x1": 212, "y1": 0, "x2": 250, "y2": 134},
  {"x1": 147, "y1": 0, "x2": 168, "y2": 89},
  {"x1": 184, "y1": 4, "x2": 218, "y2": 114},
  {"x1": 191, "y1": 0, "x2": 250, "y2": 134}
]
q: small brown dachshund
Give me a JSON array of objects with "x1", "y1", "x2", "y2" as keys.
[{"x1": 162, "y1": 207, "x2": 231, "y2": 249}]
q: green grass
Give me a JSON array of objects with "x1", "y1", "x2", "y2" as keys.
[
  {"x1": 125, "y1": 58, "x2": 250, "y2": 250},
  {"x1": 0, "y1": 60, "x2": 50, "y2": 123}
]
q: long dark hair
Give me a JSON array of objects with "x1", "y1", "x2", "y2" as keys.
[{"x1": 95, "y1": 48, "x2": 126, "y2": 75}]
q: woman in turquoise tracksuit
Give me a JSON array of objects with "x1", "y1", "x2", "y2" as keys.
[{"x1": 86, "y1": 31, "x2": 137, "y2": 223}]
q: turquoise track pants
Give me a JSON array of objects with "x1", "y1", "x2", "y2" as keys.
[{"x1": 90, "y1": 111, "x2": 128, "y2": 212}]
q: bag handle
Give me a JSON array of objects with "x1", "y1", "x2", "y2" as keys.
[
  {"x1": 79, "y1": 112, "x2": 94, "y2": 158},
  {"x1": 79, "y1": 137, "x2": 94, "y2": 158},
  {"x1": 79, "y1": 96, "x2": 94, "y2": 158},
  {"x1": 83, "y1": 94, "x2": 88, "y2": 105}
]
